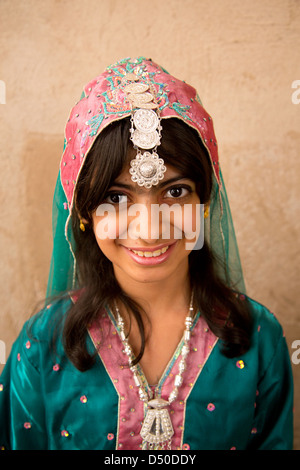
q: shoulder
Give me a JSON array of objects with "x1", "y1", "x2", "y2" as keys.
[
  {"x1": 245, "y1": 295, "x2": 284, "y2": 341},
  {"x1": 26, "y1": 294, "x2": 74, "y2": 341},
  {"x1": 12, "y1": 294, "x2": 74, "y2": 372},
  {"x1": 243, "y1": 295, "x2": 289, "y2": 379}
]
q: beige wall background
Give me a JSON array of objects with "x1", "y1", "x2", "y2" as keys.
[{"x1": 0, "y1": 0, "x2": 299, "y2": 449}]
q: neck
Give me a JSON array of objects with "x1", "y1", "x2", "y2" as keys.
[{"x1": 113, "y1": 263, "x2": 192, "y2": 321}]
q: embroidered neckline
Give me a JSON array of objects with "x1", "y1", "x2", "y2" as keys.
[
  {"x1": 88, "y1": 306, "x2": 218, "y2": 450},
  {"x1": 106, "y1": 305, "x2": 200, "y2": 395}
]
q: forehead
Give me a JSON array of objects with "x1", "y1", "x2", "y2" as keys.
[{"x1": 111, "y1": 164, "x2": 191, "y2": 194}]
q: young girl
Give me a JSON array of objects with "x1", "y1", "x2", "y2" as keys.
[{"x1": 0, "y1": 57, "x2": 293, "y2": 450}]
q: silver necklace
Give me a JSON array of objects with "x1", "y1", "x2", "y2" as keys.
[{"x1": 115, "y1": 293, "x2": 194, "y2": 450}]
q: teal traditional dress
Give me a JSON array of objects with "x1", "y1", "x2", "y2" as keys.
[
  {"x1": 0, "y1": 293, "x2": 293, "y2": 450},
  {"x1": 0, "y1": 58, "x2": 294, "y2": 450}
]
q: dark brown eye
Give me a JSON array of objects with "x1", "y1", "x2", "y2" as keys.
[
  {"x1": 169, "y1": 187, "x2": 183, "y2": 197},
  {"x1": 105, "y1": 193, "x2": 127, "y2": 204},
  {"x1": 165, "y1": 186, "x2": 191, "y2": 198}
]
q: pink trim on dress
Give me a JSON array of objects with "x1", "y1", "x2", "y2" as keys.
[{"x1": 88, "y1": 310, "x2": 217, "y2": 450}]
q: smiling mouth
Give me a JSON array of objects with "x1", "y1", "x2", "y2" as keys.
[{"x1": 127, "y1": 246, "x2": 170, "y2": 258}]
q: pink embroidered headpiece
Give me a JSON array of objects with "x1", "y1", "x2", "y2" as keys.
[{"x1": 60, "y1": 57, "x2": 220, "y2": 210}]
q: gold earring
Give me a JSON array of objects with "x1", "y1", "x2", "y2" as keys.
[
  {"x1": 204, "y1": 206, "x2": 209, "y2": 219},
  {"x1": 79, "y1": 219, "x2": 86, "y2": 232}
]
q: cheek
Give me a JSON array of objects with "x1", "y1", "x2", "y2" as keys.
[
  {"x1": 93, "y1": 228, "x2": 113, "y2": 255},
  {"x1": 93, "y1": 212, "x2": 119, "y2": 240},
  {"x1": 92, "y1": 212, "x2": 130, "y2": 265},
  {"x1": 91, "y1": 215, "x2": 117, "y2": 263},
  {"x1": 169, "y1": 201, "x2": 201, "y2": 237},
  {"x1": 93, "y1": 204, "x2": 131, "y2": 241},
  {"x1": 179, "y1": 200, "x2": 202, "y2": 252},
  {"x1": 184, "y1": 203, "x2": 201, "y2": 233}
]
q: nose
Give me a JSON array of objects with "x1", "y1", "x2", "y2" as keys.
[{"x1": 127, "y1": 197, "x2": 161, "y2": 244}]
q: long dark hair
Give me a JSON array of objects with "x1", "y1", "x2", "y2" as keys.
[{"x1": 63, "y1": 117, "x2": 252, "y2": 371}]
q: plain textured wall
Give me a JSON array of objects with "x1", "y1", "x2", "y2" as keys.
[{"x1": 0, "y1": 0, "x2": 299, "y2": 449}]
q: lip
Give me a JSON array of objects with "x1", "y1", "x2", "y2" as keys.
[
  {"x1": 121, "y1": 241, "x2": 177, "y2": 266},
  {"x1": 122, "y1": 241, "x2": 174, "y2": 252}
]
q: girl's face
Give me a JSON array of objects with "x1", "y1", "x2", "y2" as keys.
[{"x1": 91, "y1": 163, "x2": 201, "y2": 287}]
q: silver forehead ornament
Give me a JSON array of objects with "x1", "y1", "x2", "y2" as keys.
[{"x1": 123, "y1": 77, "x2": 166, "y2": 189}]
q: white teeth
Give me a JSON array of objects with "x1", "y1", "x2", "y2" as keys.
[
  {"x1": 130, "y1": 246, "x2": 169, "y2": 257},
  {"x1": 153, "y1": 250, "x2": 161, "y2": 257}
]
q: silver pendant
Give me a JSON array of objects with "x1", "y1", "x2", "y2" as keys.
[
  {"x1": 128, "y1": 92, "x2": 154, "y2": 107},
  {"x1": 124, "y1": 80, "x2": 165, "y2": 187},
  {"x1": 129, "y1": 151, "x2": 166, "y2": 188},
  {"x1": 124, "y1": 83, "x2": 149, "y2": 94},
  {"x1": 133, "y1": 109, "x2": 160, "y2": 134},
  {"x1": 131, "y1": 129, "x2": 160, "y2": 149},
  {"x1": 140, "y1": 398, "x2": 174, "y2": 449}
]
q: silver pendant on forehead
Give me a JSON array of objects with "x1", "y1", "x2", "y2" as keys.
[
  {"x1": 133, "y1": 109, "x2": 160, "y2": 133},
  {"x1": 122, "y1": 72, "x2": 166, "y2": 188},
  {"x1": 129, "y1": 151, "x2": 166, "y2": 189},
  {"x1": 129, "y1": 108, "x2": 165, "y2": 188},
  {"x1": 131, "y1": 129, "x2": 161, "y2": 149}
]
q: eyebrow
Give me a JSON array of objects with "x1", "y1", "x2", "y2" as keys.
[{"x1": 110, "y1": 176, "x2": 191, "y2": 192}]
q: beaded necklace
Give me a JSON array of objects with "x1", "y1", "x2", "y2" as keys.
[{"x1": 115, "y1": 293, "x2": 194, "y2": 450}]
